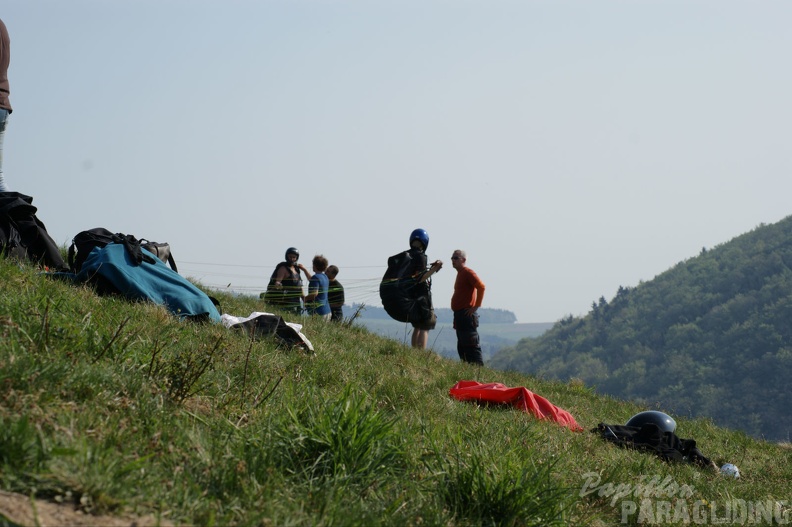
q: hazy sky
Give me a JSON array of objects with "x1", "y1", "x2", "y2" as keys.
[{"x1": 3, "y1": 1, "x2": 790, "y2": 323}]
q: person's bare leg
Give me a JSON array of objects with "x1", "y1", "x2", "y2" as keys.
[{"x1": 412, "y1": 328, "x2": 428, "y2": 348}]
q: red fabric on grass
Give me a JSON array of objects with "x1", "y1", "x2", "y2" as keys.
[{"x1": 449, "y1": 380, "x2": 583, "y2": 432}]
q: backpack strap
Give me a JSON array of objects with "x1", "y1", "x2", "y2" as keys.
[
  {"x1": 165, "y1": 251, "x2": 178, "y2": 273},
  {"x1": 116, "y1": 233, "x2": 155, "y2": 266},
  {"x1": 67, "y1": 242, "x2": 77, "y2": 270},
  {"x1": 139, "y1": 239, "x2": 178, "y2": 273}
]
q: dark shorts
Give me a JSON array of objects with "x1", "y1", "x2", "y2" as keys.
[
  {"x1": 409, "y1": 291, "x2": 437, "y2": 329},
  {"x1": 411, "y1": 309, "x2": 437, "y2": 330}
]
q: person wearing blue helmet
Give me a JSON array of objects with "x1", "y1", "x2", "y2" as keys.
[{"x1": 406, "y1": 228, "x2": 443, "y2": 348}]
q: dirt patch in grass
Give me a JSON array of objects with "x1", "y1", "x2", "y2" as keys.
[{"x1": 0, "y1": 490, "x2": 173, "y2": 527}]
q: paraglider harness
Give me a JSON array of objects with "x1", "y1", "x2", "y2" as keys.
[
  {"x1": 379, "y1": 248, "x2": 434, "y2": 324},
  {"x1": 264, "y1": 261, "x2": 304, "y2": 314}
]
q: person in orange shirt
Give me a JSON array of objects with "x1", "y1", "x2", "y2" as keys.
[{"x1": 451, "y1": 249, "x2": 486, "y2": 366}]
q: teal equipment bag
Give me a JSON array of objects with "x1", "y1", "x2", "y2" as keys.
[{"x1": 76, "y1": 243, "x2": 221, "y2": 322}]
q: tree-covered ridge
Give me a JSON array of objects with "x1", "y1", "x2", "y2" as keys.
[{"x1": 490, "y1": 216, "x2": 792, "y2": 441}]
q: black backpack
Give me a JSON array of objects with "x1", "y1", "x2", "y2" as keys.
[
  {"x1": 68, "y1": 228, "x2": 177, "y2": 273},
  {"x1": 379, "y1": 250, "x2": 429, "y2": 323},
  {"x1": 0, "y1": 192, "x2": 67, "y2": 271}
]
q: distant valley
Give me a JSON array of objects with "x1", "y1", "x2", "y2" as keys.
[{"x1": 343, "y1": 304, "x2": 552, "y2": 361}]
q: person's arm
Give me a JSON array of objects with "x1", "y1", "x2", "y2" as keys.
[
  {"x1": 473, "y1": 283, "x2": 485, "y2": 308},
  {"x1": 297, "y1": 263, "x2": 313, "y2": 280},
  {"x1": 418, "y1": 260, "x2": 443, "y2": 283},
  {"x1": 467, "y1": 277, "x2": 486, "y2": 315},
  {"x1": 273, "y1": 264, "x2": 289, "y2": 287}
]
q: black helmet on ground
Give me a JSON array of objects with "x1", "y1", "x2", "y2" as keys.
[
  {"x1": 626, "y1": 411, "x2": 677, "y2": 434},
  {"x1": 285, "y1": 247, "x2": 299, "y2": 261}
]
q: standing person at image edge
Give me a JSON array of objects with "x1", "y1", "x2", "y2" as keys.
[
  {"x1": 451, "y1": 249, "x2": 486, "y2": 366},
  {"x1": 0, "y1": 17, "x2": 12, "y2": 192},
  {"x1": 407, "y1": 228, "x2": 442, "y2": 349}
]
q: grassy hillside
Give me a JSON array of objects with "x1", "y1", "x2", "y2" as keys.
[
  {"x1": 1, "y1": 257, "x2": 790, "y2": 526},
  {"x1": 490, "y1": 217, "x2": 792, "y2": 442}
]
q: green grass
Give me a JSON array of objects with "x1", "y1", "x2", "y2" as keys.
[{"x1": 0, "y1": 257, "x2": 790, "y2": 526}]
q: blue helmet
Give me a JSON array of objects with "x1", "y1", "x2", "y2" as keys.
[{"x1": 409, "y1": 228, "x2": 429, "y2": 250}]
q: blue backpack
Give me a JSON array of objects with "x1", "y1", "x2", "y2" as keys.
[{"x1": 75, "y1": 243, "x2": 221, "y2": 322}]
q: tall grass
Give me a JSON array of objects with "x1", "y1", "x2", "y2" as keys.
[{"x1": 0, "y1": 258, "x2": 790, "y2": 525}]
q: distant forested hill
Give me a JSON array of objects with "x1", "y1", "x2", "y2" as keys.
[{"x1": 490, "y1": 216, "x2": 792, "y2": 442}]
